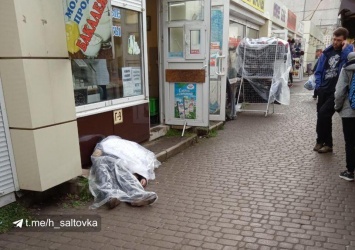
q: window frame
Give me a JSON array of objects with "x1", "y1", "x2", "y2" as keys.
[
  {"x1": 229, "y1": 21, "x2": 246, "y2": 40},
  {"x1": 246, "y1": 27, "x2": 259, "y2": 39},
  {"x1": 74, "y1": 2, "x2": 149, "y2": 118}
]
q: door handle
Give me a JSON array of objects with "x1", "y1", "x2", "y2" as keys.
[{"x1": 215, "y1": 55, "x2": 226, "y2": 76}]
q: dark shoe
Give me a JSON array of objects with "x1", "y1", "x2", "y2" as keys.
[
  {"x1": 339, "y1": 170, "x2": 354, "y2": 182},
  {"x1": 313, "y1": 143, "x2": 323, "y2": 152},
  {"x1": 317, "y1": 146, "x2": 333, "y2": 153},
  {"x1": 130, "y1": 197, "x2": 157, "y2": 207},
  {"x1": 107, "y1": 198, "x2": 121, "y2": 209}
]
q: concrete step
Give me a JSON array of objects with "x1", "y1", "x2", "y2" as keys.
[
  {"x1": 81, "y1": 122, "x2": 224, "y2": 177},
  {"x1": 142, "y1": 134, "x2": 197, "y2": 163}
]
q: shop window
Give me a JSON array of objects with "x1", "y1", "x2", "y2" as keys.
[
  {"x1": 247, "y1": 28, "x2": 259, "y2": 39},
  {"x1": 228, "y1": 22, "x2": 248, "y2": 79},
  {"x1": 168, "y1": 1, "x2": 204, "y2": 21},
  {"x1": 169, "y1": 27, "x2": 184, "y2": 58},
  {"x1": 190, "y1": 30, "x2": 201, "y2": 55},
  {"x1": 229, "y1": 21, "x2": 245, "y2": 49},
  {"x1": 70, "y1": 8, "x2": 144, "y2": 107}
]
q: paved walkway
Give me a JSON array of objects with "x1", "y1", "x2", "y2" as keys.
[{"x1": 1, "y1": 81, "x2": 355, "y2": 250}]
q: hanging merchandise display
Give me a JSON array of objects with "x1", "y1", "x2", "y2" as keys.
[
  {"x1": 235, "y1": 37, "x2": 292, "y2": 116},
  {"x1": 291, "y1": 39, "x2": 305, "y2": 79}
]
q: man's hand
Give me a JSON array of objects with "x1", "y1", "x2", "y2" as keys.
[{"x1": 342, "y1": 40, "x2": 349, "y2": 50}]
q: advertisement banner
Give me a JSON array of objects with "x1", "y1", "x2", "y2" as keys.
[
  {"x1": 242, "y1": 0, "x2": 264, "y2": 12},
  {"x1": 287, "y1": 10, "x2": 297, "y2": 31},
  {"x1": 273, "y1": 2, "x2": 286, "y2": 24},
  {"x1": 174, "y1": 83, "x2": 197, "y2": 119},
  {"x1": 63, "y1": 0, "x2": 113, "y2": 59}
]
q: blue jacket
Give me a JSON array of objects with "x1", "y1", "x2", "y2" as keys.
[{"x1": 314, "y1": 44, "x2": 353, "y2": 90}]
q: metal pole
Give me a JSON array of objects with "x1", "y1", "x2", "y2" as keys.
[{"x1": 181, "y1": 120, "x2": 187, "y2": 137}]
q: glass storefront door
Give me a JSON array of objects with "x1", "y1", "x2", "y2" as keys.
[
  {"x1": 162, "y1": 0, "x2": 211, "y2": 126},
  {"x1": 209, "y1": 0, "x2": 229, "y2": 121}
]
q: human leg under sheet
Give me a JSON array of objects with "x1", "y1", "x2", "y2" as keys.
[{"x1": 89, "y1": 156, "x2": 157, "y2": 209}]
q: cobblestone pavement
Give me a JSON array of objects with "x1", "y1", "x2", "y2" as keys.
[{"x1": 1, "y1": 81, "x2": 355, "y2": 250}]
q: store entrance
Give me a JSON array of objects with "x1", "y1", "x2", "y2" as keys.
[
  {"x1": 146, "y1": 0, "x2": 160, "y2": 126},
  {"x1": 160, "y1": 0, "x2": 211, "y2": 127}
]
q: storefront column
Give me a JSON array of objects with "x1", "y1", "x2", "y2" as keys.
[
  {"x1": 0, "y1": 0, "x2": 81, "y2": 191},
  {"x1": 260, "y1": 20, "x2": 272, "y2": 37}
]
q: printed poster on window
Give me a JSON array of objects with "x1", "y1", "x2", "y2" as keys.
[
  {"x1": 122, "y1": 67, "x2": 142, "y2": 97},
  {"x1": 63, "y1": 0, "x2": 114, "y2": 59},
  {"x1": 174, "y1": 83, "x2": 197, "y2": 119},
  {"x1": 210, "y1": 7, "x2": 223, "y2": 68},
  {"x1": 210, "y1": 42, "x2": 220, "y2": 67},
  {"x1": 272, "y1": 2, "x2": 286, "y2": 24}
]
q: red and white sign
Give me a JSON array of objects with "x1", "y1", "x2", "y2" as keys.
[
  {"x1": 63, "y1": 0, "x2": 113, "y2": 59},
  {"x1": 287, "y1": 10, "x2": 297, "y2": 31}
]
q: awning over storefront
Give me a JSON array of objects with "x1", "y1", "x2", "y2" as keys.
[
  {"x1": 271, "y1": 23, "x2": 283, "y2": 31},
  {"x1": 339, "y1": 0, "x2": 355, "y2": 38},
  {"x1": 230, "y1": 2, "x2": 266, "y2": 26}
]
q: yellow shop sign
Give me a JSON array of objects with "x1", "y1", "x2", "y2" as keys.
[{"x1": 242, "y1": 0, "x2": 265, "y2": 12}]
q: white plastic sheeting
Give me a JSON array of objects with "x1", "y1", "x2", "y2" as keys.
[
  {"x1": 98, "y1": 136, "x2": 160, "y2": 181},
  {"x1": 236, "y1": 37, "x2": 292, "y2": 105},
  {"x1": 89, "y1": 136, "x2": 160, "y2": 209}
]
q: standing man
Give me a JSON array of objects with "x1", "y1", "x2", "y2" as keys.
[
  {"x1": 312, "y1": 49, "x2": 323, "y2": 99},
  {"x1": 334, "y1": 52, "x2": 355, "y2": 181},
  {"x1": 313, "y1": 27, "x2": 353, "y2": 153},
  {"x1": 313, "y1": 49, "x2": 323, "y2": 72}
]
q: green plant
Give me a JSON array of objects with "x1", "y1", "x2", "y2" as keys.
[
  {"x1": 165, "y1": 129, "x2": 182, "y2": 137},
  {"x1": 207, "y1": 128, "x2": 218, "y2": 138},
  {"x1": 71, "y1": 200, "x2": 84, "y2": 207},
  {"x1": 165, "y1": 129, "x2": 192, "y2": 137},
  {"x1": 78, "y1": 177, "x2": 92, "y2": 202},
  {"x1": 61, "y1": 178, "x2": 93, "y2": 208},
  {"x1": 61, "y1": 194, "x2": 83, "y2": 208},
  {"x1": 0, "y1": 202, "x2": 32, "y2": 233}
]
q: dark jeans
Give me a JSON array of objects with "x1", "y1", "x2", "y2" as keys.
[
  {"x1": 313, "y1": 88, "x2": 318, "y2": 98},
  {"x1": 342, "y1": 118, "x2": 355, "y2": 172},
  {"x1": 289, "y1": 72, "x2": 293, "y2": 83},
  {"x1": 316, "y1": 90, "x2": 335, "y2": 147}
]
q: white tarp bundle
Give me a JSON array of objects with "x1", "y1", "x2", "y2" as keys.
[
  {"x1": 235, "y1": 37, "x2": 292, "y2": 105},
  {"x1": 89, "y1": 136, "x2": 160, "y2": 209}
]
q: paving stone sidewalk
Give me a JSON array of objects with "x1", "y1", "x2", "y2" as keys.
[{"x1": 0, "y1": 80, "x2": 354, "y2": 250}]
